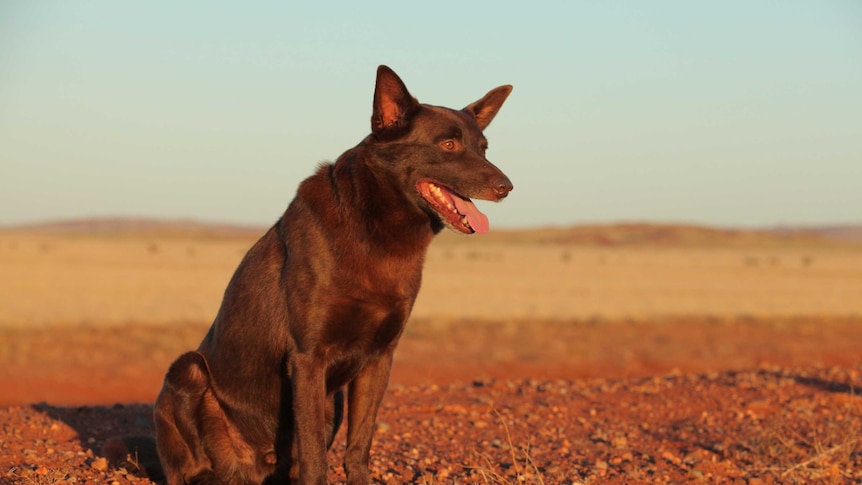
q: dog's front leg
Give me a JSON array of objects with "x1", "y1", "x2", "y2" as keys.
[
  {"x1": 290, "y1": 353, "x2": 328, "y2": 485},
  {"x1": 344, "y1": 351, "x2": 394, "y2": 485}
]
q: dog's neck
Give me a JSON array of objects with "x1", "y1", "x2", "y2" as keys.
[{"x1": 291, "y1": 146, "x2": 437, "y2": 260}]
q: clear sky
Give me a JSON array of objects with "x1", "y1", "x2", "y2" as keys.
[{"x1": 1, "y1": 2, "x2": 860, "y2": 229}]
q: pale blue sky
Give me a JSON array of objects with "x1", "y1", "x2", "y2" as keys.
[{"x1": 1, "y1": 1, "x2": 860, "y2": 229}]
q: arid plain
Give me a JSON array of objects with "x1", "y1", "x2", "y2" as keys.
[
  {"x1": 3, "y1": 223, "x2": 861, "y2": 328},
  {"x1": 1, "y1": 222, "x2": 861, "y2": 483}
]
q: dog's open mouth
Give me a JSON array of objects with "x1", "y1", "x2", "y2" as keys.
[{"x1": 417, "y1": 180, "x2": 489, "y2": 234}]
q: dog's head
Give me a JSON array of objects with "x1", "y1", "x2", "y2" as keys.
[{"x1": 368, "y1": 65, "x2": 513, "y2": 235}]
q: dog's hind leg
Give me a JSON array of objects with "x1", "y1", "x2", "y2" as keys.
[{"x1": 154, "y1": 351, "x2": 221, "y2": 485}]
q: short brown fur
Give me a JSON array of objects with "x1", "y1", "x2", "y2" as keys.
[{"x1": 153, "y1": 65, "x2": 513, "y2": 484}]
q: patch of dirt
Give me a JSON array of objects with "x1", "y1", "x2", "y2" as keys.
[{"x1": 2, "y1": 317, "x2": 861, "y2": 483}]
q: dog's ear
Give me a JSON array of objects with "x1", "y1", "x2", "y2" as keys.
[
  {"x1": 372, "y1": 66, "x2": 418, "y2": 136},
  {"x1": 464, "y1": 85, "x2": 513, "y2": 130}
]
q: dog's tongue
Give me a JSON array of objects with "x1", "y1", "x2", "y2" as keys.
[{"x1": 453, "y1": 197, "x2": 489, "y2": 234}]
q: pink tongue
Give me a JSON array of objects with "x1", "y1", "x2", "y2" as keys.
[{"x1": 452, "y1": 197, "x2": 489, "y2": 234}]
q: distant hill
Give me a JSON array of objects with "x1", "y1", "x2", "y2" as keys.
[
  {"x1": 441, "y1": 222, "x2": 862, "y2": 247},
  {"x1": 3, "y1": 217, "x2": 266, "y2": 239},
  {"x1": 769, "y1": 225, "x2": 862, "y2": 244},
  {"x1": 3, "y1": 218, "x2": 861, "y2": 246}
]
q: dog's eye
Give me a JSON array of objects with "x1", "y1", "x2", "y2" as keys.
[{"x1": 440, "y1": 140, "x2": 457, "y2": 151}]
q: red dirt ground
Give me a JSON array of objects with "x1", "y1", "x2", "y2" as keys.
[{"x1": 2, "y1": 317, "x2": 861, "y2": 484}]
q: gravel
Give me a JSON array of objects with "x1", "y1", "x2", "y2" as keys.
[{"x1": 2, "y1": 365, "x2": 859, "y2": 484}]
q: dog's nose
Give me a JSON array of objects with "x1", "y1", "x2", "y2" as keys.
[{"x1": 492, "y1": 175, "x2": 513, "y2": 198}]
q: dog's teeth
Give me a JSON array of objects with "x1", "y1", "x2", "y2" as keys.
[{"x1": 426, "y1": 182, "x2": 459, "y2": 214}]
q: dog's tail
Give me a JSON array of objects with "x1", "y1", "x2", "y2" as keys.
[{"x1": 103, "y1": 435, "x2": 165, "y2": 482}]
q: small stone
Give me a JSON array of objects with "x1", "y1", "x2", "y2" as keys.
[
  {"x1": 91, "y1": 457, "x2": 108, "y2": 471},
  {"x1": 661, "y1": 451, "x2": 681, "y2": 465}
]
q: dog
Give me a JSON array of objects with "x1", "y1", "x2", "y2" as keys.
[{"x1": 153, "y1": 65, "x2": 513, "y2": 484}]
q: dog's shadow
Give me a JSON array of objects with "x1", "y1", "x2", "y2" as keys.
[{"x1": 33, "y1": 402, "x2": 165, "y2": 482}]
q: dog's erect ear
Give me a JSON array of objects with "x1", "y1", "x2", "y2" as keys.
[
  {"x1": 371, "y1": 65, "x2": 418, "y2": 136},
  {"x1": 464, "y1": 85, "x2": 513, "y2": 130}
]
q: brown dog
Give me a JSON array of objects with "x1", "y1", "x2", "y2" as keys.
[{"x1": 153, "y1": 65, "x2": 513, "y2": 484}]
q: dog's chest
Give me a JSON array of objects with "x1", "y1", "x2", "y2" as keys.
[
  {"x1": 320, "y1": 294, "x2": 411, "y2": 388},
  {"x1": 324, "y1": 286, "x2": 413, "y2": 346}
]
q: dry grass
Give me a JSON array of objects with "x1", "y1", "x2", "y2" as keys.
[
  {"x1": 0, "y1": 232, "x2": 251, "y2": 327},
  {"x1": 2, "y1": 230, "x2": 861, "y2": 328},
  {"x1": 466, "y1": 410, "x2": 547, "y2": 485},
  {"x1": 417, "y1": 243, "x2": 862, "y2": 321},
  {"x1": 744, "y1": 384, "x2": 861, "y2": 484},
  {"x1": 4, "y1": 466, "x2": 71, "y2": 485}
]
